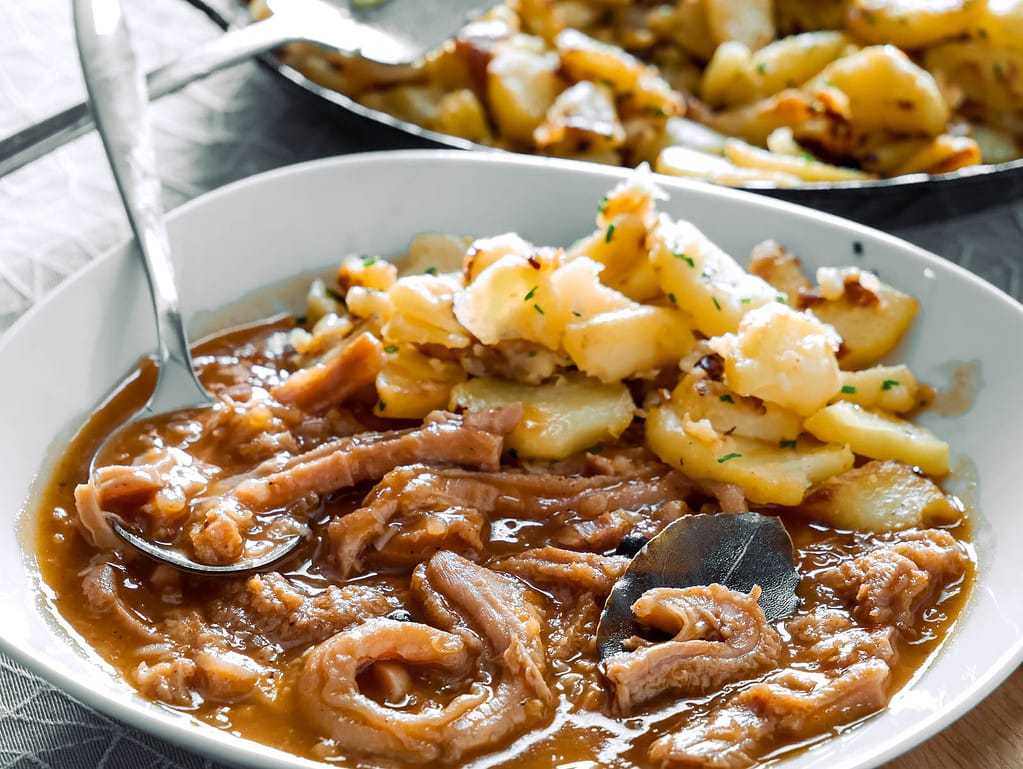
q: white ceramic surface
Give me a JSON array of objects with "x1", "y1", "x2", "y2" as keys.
[{"x1": 1, "y1": 150, "x2": 1020, "y2": 769}]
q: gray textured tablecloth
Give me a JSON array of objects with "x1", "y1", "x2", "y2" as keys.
[{"x1": 2, "y1": 2, "x2": 1023, "y2": 767}]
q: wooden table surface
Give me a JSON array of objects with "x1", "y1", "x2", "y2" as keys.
[
  {"x1": 3, "y1": 1, "x2": 1023, "y2": 768},
  {"x1": 884, "y1": 665, "x2": 1023, "y2": 769}
]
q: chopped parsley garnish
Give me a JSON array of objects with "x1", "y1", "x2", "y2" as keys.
[
  {"x1": 598, "y1": 196, "x2": 609, "y2": 214},
  {"x1": 324, "y1": 287, "x2": 346, "y2": 304},
  {"x1": 383, "y1": 345, "x2": 399, "y2": 354},
  {"x1": 424, "y1": 266, "x2": 438, "y2": 275},
  {"x1": 719, "y1": 394, "x2": 735, "y2": 403},
  {"x1": 528, "y1": 350, "x2": 538, "y2": 358},
  {"x1": 799, "y1": 151, "x2": 816, "y2": 162},
  {"x1": 524, "y1": 285, "x2": 538, "y2": 301},
  {"x1": 572, "y1": 310, "x2": 583, "y2": 317},
  {"x1": 740, "y1": 297, "x2": 753, "y2": 304},
  {"x1": 852, "y1": 241, "x2": 864, "y2": 255},
  {"x1": 605, "y1": 223, "x2": 616, "y2": 243},
  {"x1": 756, "y1": 62, "x2": 767, "y2": 74},
  {"x1": 776, "y1": 294, "x2": 787, "y2": 303},
  {"x1": 295, "y1": 315, "x2": 307, "y2": 325},
  {"x1": 668, "y1": 292, "x2": 677, "y2": 305},
  {"x1": 712, "y1": 296, "x2": 722, "y2": 311},
  {"x1": 717, "y1": 452, "x2": 742, "y2": 464},
  {"x1": 674, "y1": 251, "x2": 695, "y2": 267},
  {"x1": 779, "y1": 439, "x2": 797, "y2": 449},
  {"x1": 533, "y1": 303, "x2": 545, "y2": 315},
  {"x1": 841, "y1": 385, "x2": 857, "y2": 394},
  {"x1": 361, "y1": 255, "x2": 379, "y2": 267},
  {"x1": 588, "y1": 443, "x2": 605, "y2": 454},
  {"x1": 881, "y1": 379, "x2": 900, "y2": 391},
  {"x1": 378, "y1": 401, "x2": 387, "y2": 411}
]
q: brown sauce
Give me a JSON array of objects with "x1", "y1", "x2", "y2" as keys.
[{"x1": 34, "y1": 319, "x2": 975, "y2": 769}]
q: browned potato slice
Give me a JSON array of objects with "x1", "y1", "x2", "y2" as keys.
[
  {"x1": 801, "y1": 460, "x2": 960, "y2": 531},
  {"x1": 667, "y1": 372, "x2": 803, "y2": 443},
  {"x1": 803, "y1": 401, "x2": 949, "y2": 475},
  {"x1": 646, "y1": 403, "x2": 854, "y2": 506},
  {"x1": 748, "y1": 240, "x2": 813, "y2": 303},
  {"x1": 648, "y1": 215, "x2": 784, "y2": 337},
  {"x1": 803, "y1": 269, "x2": 919, "y2": 370},
  {"x1": 705, "y1": 0, "x2": 775, "y2": 50},
  {"x1": 810, "y1": 45, "x2": 949, "y2": 137},
  {"x1": 923, "y1": 42, "x2": 1023, "y2": 130},
  {"x1": 375, "y1": 346, "x2": 467, "y2": 419},
  {"x1": 835, "y1": 364, "x2": 920, "y2": 413},
  {"x1": 563, "y1": 306, "x2": 697, "y2": 383},
  {"x1": 487, "y1": 38, "x2": 565, "y2": 145},
  {"x1": 450, "y1": 373, "x2": 635, "y2": 459},
  {"x1": 846, "y1": 0, "x2": 984, "y2": 50}
]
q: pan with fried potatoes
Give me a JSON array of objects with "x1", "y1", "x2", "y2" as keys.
[{"x1": 239, "y1": 0, "x2": 1023, "y2": 222}]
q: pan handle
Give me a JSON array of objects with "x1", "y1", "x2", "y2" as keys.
[{"x1": 0, "y1": 7, "x2": 296, "y2": 178}]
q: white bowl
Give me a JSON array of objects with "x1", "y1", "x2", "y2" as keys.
[{"x1": 2, "y1": 150, "x2": 1021, "y2": 769}]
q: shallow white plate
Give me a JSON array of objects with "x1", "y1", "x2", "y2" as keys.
[{"x1": 2, "y1": 150, "x2": 1021, "y2": 769}]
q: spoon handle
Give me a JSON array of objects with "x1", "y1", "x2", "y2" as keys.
[{"x1": 73, "y1": 0, "x2": 208, "y2": 411}]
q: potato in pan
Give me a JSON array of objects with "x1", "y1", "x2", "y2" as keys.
[{"x1": 250, "y1": 0, "x2": 1023, "y2": 187}]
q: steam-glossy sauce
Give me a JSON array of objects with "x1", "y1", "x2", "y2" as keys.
[{"x1": 35, "y1": 319, "x2": 974, "y2": 769}]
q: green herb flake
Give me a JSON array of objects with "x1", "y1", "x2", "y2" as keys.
[
  {"x1": 994, "y1": 61, "x2": 1005, "y2": 77},
  {"x1": 740, "y1": 297, "x2": 753, "y2": 304},
  {"x1": 524, "y1": 285, "x2": 538, "y2": 301},
  {"x1": 799, "y1": 150, "x2": 816, "y2": 162},
  {"x1": 881, "y1": 379, "x2": 900, "y2": 391},
  {"x1": 605, "y1": 223, "x2": 616, "y2": 244},
  {"x1": 841, "y1": 385, "x2": 857, "y2": 394},
  {"x1": 378, "y1": 401, "x2": 387, "y2": 412},
  {"x1": 424, "y1": 266, "x2": 439, "y2": 275},
  {"x1": 674, "y1": 251, "x2": 695, "y2": 267},
  {"x1": 668, "y1": 292, "x2": 677, "y2": 305},
  {"x1": 383, "y1": 345, "x2": 399, "y2": 354},
  {"x1": 598, "y1": 196, "x2": 609, "y2": 214},
  {"x1": 533, "y1": 303, "x2": 545, "y2": 315},
  {"x1": 325, "y1": 287, "x2": 346, "y2": 304},
  {"x1": 361, "y1": 255, "x2": 379, "y2": 267},
  {"x1": 587, "y1": 443, "x2": 605, "y2": 454},
  {"x1": 719, "y1": 394, "x2": 735, "y2": 403},
  {"x1": 712, "y1": 296, "x2": 722, "y2": 311},
  {"x1": 295, "y1": 315, "x2": 308, "y2": 325},
  {"x1": 776, "y1": 294, "x2": 787, "y2": 304},
  {"x1": 572, "y1": 310, "x2": 583, "y2": 317},
  {"x1": 779, "y1": 439, "x2": 797, "y2": 449},
  {"x1": 852, "y1": 241, "x2": 864, "y2": 255},
  {"x1": 756, "y1": 62, "x2": 767, "y2": 74},
  {"x1": 717, "y1": 452, "x2": 742, "y2": 464},
  {"x1": 528, "y1": 350, "x2": 538, "y2": 358}
]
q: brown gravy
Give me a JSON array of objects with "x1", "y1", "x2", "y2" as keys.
[{"x1": 34, "y1": 318, "x2": 974, "y2": 769}]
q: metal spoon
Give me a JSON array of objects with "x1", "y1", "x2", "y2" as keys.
[{"x1": 75, "y1": 0, "x2": 306, "y2": 575}]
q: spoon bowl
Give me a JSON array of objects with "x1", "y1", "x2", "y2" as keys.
[{"x1": 76, "y1": 0, "x2": 305, "y2": 576}]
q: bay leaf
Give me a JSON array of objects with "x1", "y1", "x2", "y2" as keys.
[{"x1": 596, "y1": 512, "x2": 799, "y2": 660}]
